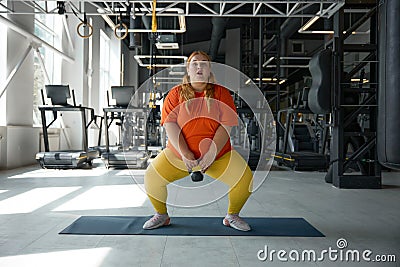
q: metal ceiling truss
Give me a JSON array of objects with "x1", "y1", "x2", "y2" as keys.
[{"x1": 2, "y1": 1, "x2": 345, "y2": 18}]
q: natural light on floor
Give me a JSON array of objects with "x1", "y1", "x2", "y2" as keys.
[
  {"x1": 8, "y1": 169, "x2": 110, "y2": 179},
  {"x1": 115, "y1": 170, "x2": 146, "y2": 176},
  {"x1": 0, "y1": 190, "x2": 8, "y2": 194},
  {"x1": 53, "y1": 185, "x2": 147, "y2": 211},
  {"x1": 0, "y1": 187, "x2": 80, "y2": 215},
  {"x1": 0, "y1": 247, "x2": 112, "y2": 267}
]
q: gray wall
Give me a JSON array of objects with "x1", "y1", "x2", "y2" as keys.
[
  {"x1": 6, "y1": 3, "x2": 34, "y2": 126},
  {"x1": 0, "y1": 3, "x2": 38, "y2": 169}
]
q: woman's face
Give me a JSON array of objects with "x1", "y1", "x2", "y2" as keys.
[{"x1": 187, "y1": 54, "x2": 211, "y2": 83}]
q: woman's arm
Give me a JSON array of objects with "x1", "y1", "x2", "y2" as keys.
[
  {"x1": 212, "y1": 124, "x2": 232, "y2": 155},
  {"x1": 164, "y1": 122, "x2": 198, "y2": 170},
  {"x1": 198, "y1": 124, "x2": 232, "y2": 172}
]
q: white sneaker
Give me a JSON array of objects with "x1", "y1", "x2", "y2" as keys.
[
  {"x1": 223, "y1": 214, "x2": 251, "y2": 231},
  {"x1": 142, "y1": 213, "x2": 171, "y2": 230}
]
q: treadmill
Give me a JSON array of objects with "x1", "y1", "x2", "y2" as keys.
[
  {"x1": 101, "y1": 86, "x2": 150, "y2": 169},
  {"x1": 88, "y1": 114, "x2": 119, "y2": 156},
  {"x1": 36, "y1": 85, "x2": 99, "y2": 169},
  {"x1": 274, "y1": 89, "x2": 328, "y2": 171}
]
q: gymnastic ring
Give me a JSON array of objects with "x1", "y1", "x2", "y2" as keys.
[
  {"x1": 77, "y1": 22, "x2": 93, "y2": 38},
  {"x1": 114, "y1": 23, "x2": 128, "y2": 40}
]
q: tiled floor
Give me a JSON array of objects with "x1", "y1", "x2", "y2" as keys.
[{"x1": 0, "y1": 161, "x2": 399, "y2": 267}]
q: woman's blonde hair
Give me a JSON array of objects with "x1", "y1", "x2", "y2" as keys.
[{"x1": 180, "y1": 51, "x2": 216, "y2": 112}]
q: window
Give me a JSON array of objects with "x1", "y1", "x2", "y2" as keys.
[
  {"x1": 33, "y1": 2, "x2": 62, "y2": 126},
  {"x1": 0, "y1": 14, "x2": 8, "y2": 125},
  {"x1": 0, "y1": 16, "x2": 6, "y2": 80},
  {"x1": 99, "y1": 30, "x2": 110, "y2": 110}
]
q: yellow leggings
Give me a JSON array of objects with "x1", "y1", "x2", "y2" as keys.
[{"x1": 144, "y1": 148, "x2": 253, "y2": 214}]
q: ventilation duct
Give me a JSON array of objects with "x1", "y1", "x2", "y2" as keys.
[{"x1": 208, "y1": 15, "x2": 229, "y2": 61}]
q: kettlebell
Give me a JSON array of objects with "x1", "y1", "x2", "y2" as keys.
[{"x1": 190, "y1": 171, "x2": 204, "y2": 182}]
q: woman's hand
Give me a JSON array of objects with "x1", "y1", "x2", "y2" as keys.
[
  {"x1": 182, "y1": 151, "x2": 198, "y2": 171},
  {"x1": 198, "y1": 142, "x2": 217, "y2": 172}
]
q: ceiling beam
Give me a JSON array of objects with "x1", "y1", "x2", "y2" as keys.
[{"x1": 2, "y1": 0, "x2": 345, "y2": 18}]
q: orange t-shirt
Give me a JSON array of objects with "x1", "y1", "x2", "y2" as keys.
[{"x1": 161, "y1": 84, "x2": 238, "y2": 160}]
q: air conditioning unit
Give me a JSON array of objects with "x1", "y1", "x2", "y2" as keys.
[{"x1": 156, "y1": 34, "x2": 179, "y2": 49}]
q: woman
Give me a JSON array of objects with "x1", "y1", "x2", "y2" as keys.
[{"x1": 143, "y1": 51, "x2": 253, "y2": 231}]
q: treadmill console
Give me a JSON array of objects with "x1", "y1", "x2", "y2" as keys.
[
  {"x1": 45, "y1": 85, "x2": 71, "y2": 106},
  {"x1": 111, "y1": 86, "x2": 135, "y2": 108}
]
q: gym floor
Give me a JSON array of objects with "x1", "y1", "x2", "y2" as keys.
[{"x1": 0, "y1": 161, "x2": 399, "y2": 267}]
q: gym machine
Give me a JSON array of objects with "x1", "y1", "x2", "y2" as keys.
[
  {"x1": 101, "y1": 86, "x2": 150, "y2": 169},
  {"x1": 274, "y1": 49, "x2": 330, "y2": 171},
  {"x1": 36, "y1": 85, "x2": 99, "y2": 168}
]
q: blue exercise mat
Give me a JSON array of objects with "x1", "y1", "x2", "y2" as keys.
[{"x1": 59, "y1": 216, "x2": 324, "y2": 237}]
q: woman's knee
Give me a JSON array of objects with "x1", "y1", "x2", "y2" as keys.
[
  {"x1": 144, "y1": 154, "x2": 187, "y2": 186},
  {"x1": 233, "y1": 166, "x2": 253, "y2": 193},
  {"x1": 144, "y1": 164, "x2": 159, "y2": 189}
]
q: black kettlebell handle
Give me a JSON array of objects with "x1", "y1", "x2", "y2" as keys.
[{"x1": 190, "y1": 170, "x2": 204, "y2": 182}]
